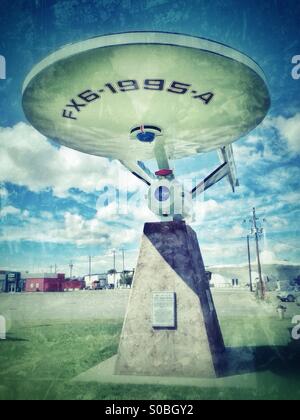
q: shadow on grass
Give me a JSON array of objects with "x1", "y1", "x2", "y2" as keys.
[
  {"x1": 224, "y1": 340, "x2": 300, "y2": 377},
  {"x1": 1, "y1": 336, "x2": 29, "y2": 342}
]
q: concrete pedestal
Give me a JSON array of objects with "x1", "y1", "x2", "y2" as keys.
[{"x1": 115, "y1": 221, "x2": 225, "y2": 378}]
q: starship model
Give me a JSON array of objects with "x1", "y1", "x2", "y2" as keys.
[
  {"x1": 22, "y1": 32, "x2": 270, "y2": 219},
  {"x1": 23, "y1": 32, "x2": 271, "y2": 380}
]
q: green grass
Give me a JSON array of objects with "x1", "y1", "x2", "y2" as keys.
[
  {"x1": 0, "y1": 317, "x2": 300, "y2": 400},
  {"x1": 0, "y1": 320, "x2": 121, "y2": 400}
]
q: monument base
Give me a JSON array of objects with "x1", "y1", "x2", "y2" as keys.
[
  {"x1": 73, "y1": 354, "x2": 258, "y2": 389},
  {"x1": 115, "y1": 221, "x2": 226, "y2": 378}
]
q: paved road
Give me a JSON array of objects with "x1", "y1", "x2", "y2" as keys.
[
  {"x1": 0, "y1": 289, "x2": 298, "y2": 326},
  {"x1": 0, "y1": 290, "x2": 130, "y2": 325}
]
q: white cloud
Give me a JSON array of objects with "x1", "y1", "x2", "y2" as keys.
[
  {"x1": 279, "y1": 191, "x2": 300, "y2": 204},
  {"x1": 39, "y1": 211, "x2": 53, "y2": 220},
  {"x1": 265, "y1": 216, "x2": 289, "y2": 230},
  {"x1": 63, "y1": 211, "x2": 143, "y2": 247},
  {"x1": 96, "y1": 199, "x2": 157, "y2": 223},
  {"x1": 192, "y1": 199, "x2": 223, "y2": 223},
  {"x1": 0, "y1": 206, "x2": 21, "y2": 217},
  {"x1": 234, "y1": 113, "x2": 300, "y2": 169},
  {"x1": 0, "y1": 186, "x2": 8, "y2": 198},
  {"x1": 235, "y1": 133, "x2": 283, "y2": 169},
  {"x1": 260, "y1": 250, "x2": 278, "y2": 264},
  {"x1": 234, "y1": 143, "x2": 262, "y2": 166},
  {"x1": 202, "y1": 242, "x2": 245, "y2": 265},
  {"x1": 0, "y1": 206, "x2": 141, "y2": 248},
  {"x1": 0, "y1": 123, "x2": 142, "y2": 198},
  {"x1": 231, "y1": 224, "x2": 245, "y2": 238},
  {"x1": 244, "y1": 135, "x2": 262, "y2": 145},
  {"x1": 272, "y1": 113, "x2": 300, "y2": 155},
  {"x1": 258, "y1": 165, "x2": 300, "y2": 193},
  {"x1": 273, "y1": 243, "x2": 293, "y2": 253}
]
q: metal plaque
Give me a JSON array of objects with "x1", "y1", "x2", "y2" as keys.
[{"x1": 152, "y1": 291, "x2": 176, "y2": 329}]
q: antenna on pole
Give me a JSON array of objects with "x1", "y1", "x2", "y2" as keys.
[{"x1": 69, "y1": 261, "x2": 74, "y2": 279}]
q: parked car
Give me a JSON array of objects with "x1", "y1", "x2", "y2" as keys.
[{"x1": 277, "y1": 294, "x2": 296, "y2": 303}]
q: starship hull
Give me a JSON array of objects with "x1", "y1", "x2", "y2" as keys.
[{"x1": 22, "y1": 32, "x2": 270, "y2": 163}]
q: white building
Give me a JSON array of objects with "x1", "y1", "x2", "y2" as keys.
[
  {"x1": 210, "y1": 273, "x2": 233, "y2": 288},
  {"x1": 107, "y1": 273, "x2": 122, "y2": 288},
  {"x1": 84, "y1": 274, "x2": 107, "y2": 289}
]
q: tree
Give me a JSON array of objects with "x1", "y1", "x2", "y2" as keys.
[
  {"x1": 120, "y1": 271, "x2": 134, "y2": 288},
  {"x1": 293, "y1": 275, "x2": 300, "y2": 287}
]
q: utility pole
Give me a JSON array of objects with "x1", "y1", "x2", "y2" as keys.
[
  {"x1": 247, "y1": 235, "x2": 253, "y2": 292},
  {"x1": 122, "y1": 249, "x2": 125, "y2": 273},
  {"x1": 121, "y1": 248, "x2": 126, "y2": 288},
  {"x1": 113, "y1": 250, "x2": 117, "y2": 288},
  {"x1": 69, "y1": 261, "x2": 74, "y2": 279},
  {"x1": 244, "y1": 207, "x2": 265, "y2": 299},
  {"x1": 253, "y1": 207, "x2": 265, "y2": 300},
  {"x1": 54, "y1": 264, "x2": 57, "y2": 274},
  {"x1": 89, "y1": 256, "x2": 92, "y2": 282}
]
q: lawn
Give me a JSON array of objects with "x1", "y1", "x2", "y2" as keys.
[{"x1": 0, "y1": 314, "x2": 299, "y2": 400}]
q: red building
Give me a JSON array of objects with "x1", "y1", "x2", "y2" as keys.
[
  {"x1": 25, "y1": 274, "x2": 65, "y2": 292},
  {"x1": 62, "y1": 279, "x2": 85, "y2": 291}
]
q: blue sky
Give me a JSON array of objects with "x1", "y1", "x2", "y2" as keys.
[{"x1": 0, "y1": 0, "x2": 300, "y2": 275}]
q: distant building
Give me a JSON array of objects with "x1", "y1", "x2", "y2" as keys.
[
  {"x1": 63, "y1": 279, "x2": 85, "y2": 291},
  {"x1": 107, "y1": 272, "x2": 121, "y2": 289},
  {"x1": 92, "y1": 275, "x2": 108, "y2": 290},
  {"x1": 210, "y1": 273, "x2": 233, "y2": 288},
  {"x1": 84, "y1": 274, "x2": 108, "y2": 289},
  {"x1": 84, "y1": 274, "x2": 101, "y2": 289},
  {"x1": 25, "y1": 273, "x2": 65, "y2": 293},
  {"x1": 0, "y1": 271, "x2": 22, "y2": 293}
]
